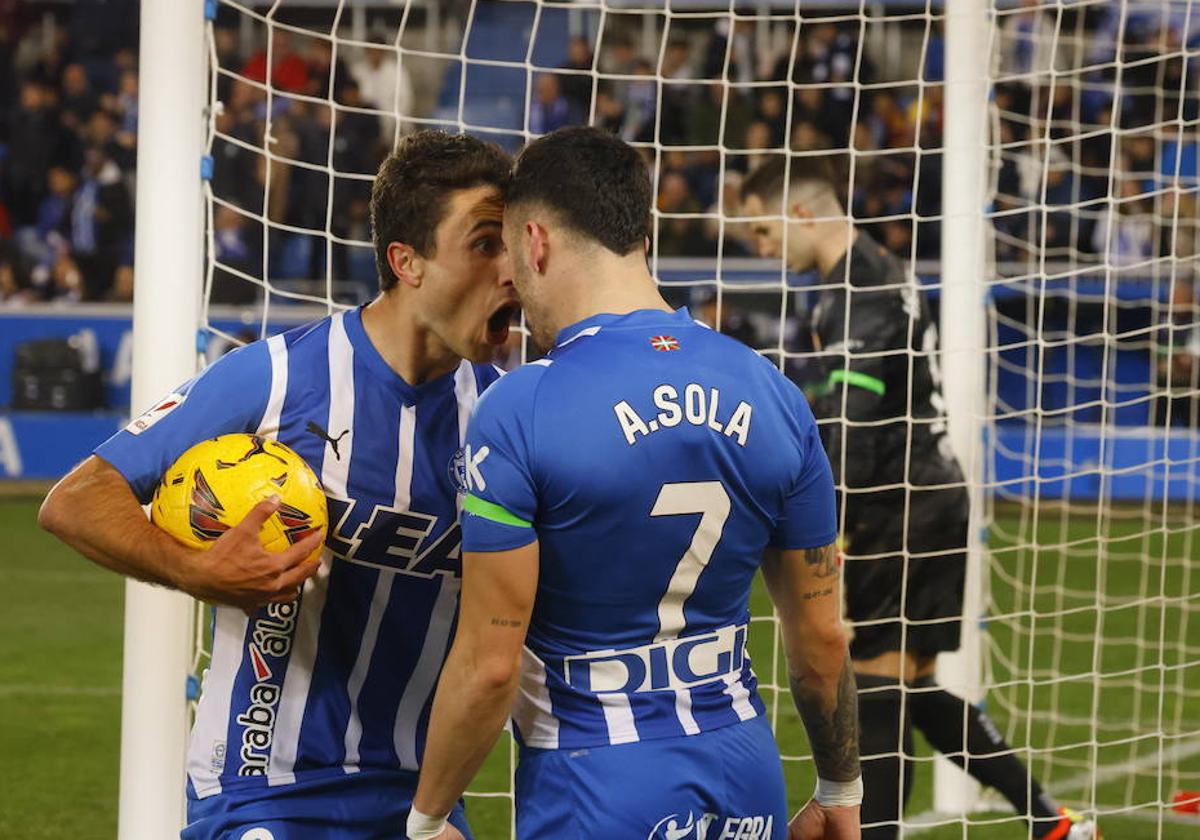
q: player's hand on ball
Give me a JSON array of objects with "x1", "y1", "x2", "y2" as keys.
[
  {"x1": 788, "y1": 800, "x2": 860, "y2": 840},
  {"x1": 175, "y1": 496, "x2": 324, "y2": 611}
]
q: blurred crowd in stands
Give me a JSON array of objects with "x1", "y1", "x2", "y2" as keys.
[
  {"x1": 1, "y1": 2, "x2": 1197, "y2": 312},
  {"x1": 0, "y1": 1, "x2": 138, "y2": 304}
]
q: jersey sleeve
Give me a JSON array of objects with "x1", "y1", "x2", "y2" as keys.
[
  {"x1": 460, "y1": 365, "x2": 543, "y2": 553},
  {"x1": 771, "y1": 386, "x2": 839, "y2": 550},
  {"x1": 94, "y1": 342, "x2": 273, "y2": 503}
]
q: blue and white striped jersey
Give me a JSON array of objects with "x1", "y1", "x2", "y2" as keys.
[
  {"x1": 460, "y1": 307, "x2": 837, "y2": 751},
  {"x1": 95, "y1": 307, "x2": 501, "y2": 800}
]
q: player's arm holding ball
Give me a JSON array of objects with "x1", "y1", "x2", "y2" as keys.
[{"x1": 38, "y1": 343, "x2": 324, "y2": 612}]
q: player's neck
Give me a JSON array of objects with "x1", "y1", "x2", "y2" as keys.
[
  {"x1": 815, "y1": 223, "x2": 858, "y2": 278},
  {"x1": 555, "y1": 261, "x2": 671, "y2": 333},
  {"x1": 360, "y1": 294, "x2": 460, "y2": 386}
]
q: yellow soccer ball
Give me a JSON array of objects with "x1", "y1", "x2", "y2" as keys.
[{"x1": 151, "y1": 433, "x2": 327, "y2": 558}]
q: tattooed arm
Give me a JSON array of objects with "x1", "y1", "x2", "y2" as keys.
[
  {"x1": 762, "y1": 543, "x2": 861, "y2": 839},
  {"x1": 410, "y1": 541, "x2": 539, "y2": 838}
]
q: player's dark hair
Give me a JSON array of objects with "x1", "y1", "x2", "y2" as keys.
[
  {"x1": 370, "y1": 131, "x2": 511, "y2": 291},
  {"x1": 507, "y1": 126, "x2": 651, "y2": 256},
  {"x1": 742, "y1": 153, "x2": 843, "y2": 206}
]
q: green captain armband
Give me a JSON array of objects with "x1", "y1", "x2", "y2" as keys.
[{"x1": 463, "y1": 494, "x2": 532, "y2": 528}]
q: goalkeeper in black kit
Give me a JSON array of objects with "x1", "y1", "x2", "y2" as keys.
[{"x1": 740, "y1": 155, "x2": 1099, "y2": 840}]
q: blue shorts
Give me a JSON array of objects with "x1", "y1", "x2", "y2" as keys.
[
  {"x1": 515, "y1": 715, "x2": 788, "y2": 840},
  {"x1": 182, "y1": 770, "x2": 473, "y2": 840}
]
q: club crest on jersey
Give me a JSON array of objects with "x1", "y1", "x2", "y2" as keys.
[
  {"x1": 124, "y1": 392, "x2": 186, "y2": 436},
  {"x1": 236, "y1": 601, "x2": 297, "y2": 777},
  {"x1": 650, "y1": 335, "x2": 680, "y2": 352},
  {"x1": 448, "y1": 448, "x2": 468, "y2": 495}
]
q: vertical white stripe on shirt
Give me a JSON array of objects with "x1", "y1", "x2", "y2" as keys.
[
  {"x1": 599, "y1": 693, "x2": 640, "y2": 745},
  {"x1": 342, "y1": 404, "x2": 416, "y2": 771},
  {"x1": 257, "y1": 334, "x2": 289, "y2": 435},
  {"x1": 188, "y1": 333, "x2": 289, "y2": 796},
  {"x1": 453, "y1": 360, "x2": 479, "y2": 517},
  {"x1": 674, "y1": 688, "x2": 701, "y2": 736},
  {"x1": 269, "y1": 312, "x2": 354, "y2": 784},
  {"x1": 453, "y1": 360, "x2": 478, "y2": 445},
  {"x1": 391, "y1": 363, "x2": 477, "y2": 769},
  {"x1": 393, "y1": 575, "x2": 460, "y2": 770},
  {"x1": 186, "y1": 607, "x2": 250, "y2": 798},
  {"x1": 511, "y1": 647, "x2": 560, "y2": 749},
  {"x1": 722, "y1": 673, "x2": 758, "y2": 722}
]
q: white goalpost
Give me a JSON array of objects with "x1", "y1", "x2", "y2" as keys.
[
  {"x1": 121, "y1": 1, "x2": 1200, "y2": 837},
  {"x1": 123, "y1": 0, "x2": 208, "y2": 836},
  {"x1": 934, "y1": 0, "x2": 989, "y2": 815}
]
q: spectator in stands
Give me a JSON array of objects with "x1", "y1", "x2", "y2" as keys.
[
  {"x1": 742, "y1": 120, "x2": 775, "y2": 172},
  {"x1": 110, "y1": 68, "x2": 138, "y2": 147},
  {"x1": 702, "y1": 18, "x2": 760, "y2": 84},
  {"x1": 59, "y1": 63, "x2": 97, "y2": 134},
  {"x1": 242, "y1": 30, "x2": 309, "y2": 95},
  {"x1": 998, "y1": 0, "x2": 1063, "y2": 78},
  {"x1": 655, "y1": 170, "x2": 706, "y2": 257},
  {"x1": 620, "y1": 59, "x2": 658, "y2": 143},
  {"x1": 598, "y1": 35, "x2": 636, "y2": 76},
  {"x1": 560, "y1": 36, "x2": 594, "y2": 116},
  {"x1": 210, "y1": 204, "x2": 263, "y2": 305},
  {"x1": 0, "y1": 238, "x2": 35, "y2": 305},
  {"x1": 351, "y1": 44, "x2": 413, "y2": 137},
  {"x1": 593, "y1": 85, "x2": 626, "y2": 136},
  {"x1": 529, "y1": 73, "x2": 576, "y2": 136},
  {"x1": 661, "y1": 38, "x2": 695, "y2": 81},
  {"x1": 5, "y1": 79, "x2": 66, "y2": 225},
  {"x1": 305, "y1": 39, "x2": 352, "y2": 102},
  {"x1": 693, "y1": 287, "x2": 760, "y2": 347},
  {"x1": 70, "y1": 144, "x2": 132, "y2": 299},
  {"x1": 687, "y1": 82, "x2": 752, "y2": 149},
  {"x1": 757, "y1": 89, "x2": 788, "y2": 147},
  {"x1": 17, "y1": 164, "x2": 74, "y2": 272},
  {"x1": 704, "y1": 170, "x2": 754, "y2": 258},
  {"x1": 1092, "y1": 176, "x2": 1156, "y2": 266}
]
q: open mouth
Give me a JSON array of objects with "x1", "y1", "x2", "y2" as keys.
[{"x1": 486, "y1": 302, "x2": 520, "y2": 346}]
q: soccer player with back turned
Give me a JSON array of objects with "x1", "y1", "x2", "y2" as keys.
[
  {"x1": 407, "y1": 127, "x2": 861, "y2": 840},
  {"x1": 39, "y1": 132, "x2": 520, "y2": 839},
  {"x1": 740, "y1": 154, "x2": 1098, "y2": 840}
]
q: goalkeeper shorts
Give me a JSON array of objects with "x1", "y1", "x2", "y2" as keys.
[
  {"x1": 842, "y1": 486, "x2": 969, "y2": 661},
  {"x1": 182, "y1": 768, "x2": 472, "y2": 840},
  {"x1": 514, "y1": 714, "x2": 787, "y2": 840}
]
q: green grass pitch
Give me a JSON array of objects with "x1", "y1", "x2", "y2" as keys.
[{"x1": 1, "y1": 495, "x2": 1196, "y2": 838}]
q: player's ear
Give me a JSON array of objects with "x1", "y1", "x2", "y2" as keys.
[
  {"x1": 526, "y1": 221, "x2": 549, "y2": 275},
  {"x1": 386, "y1": 241, "x2": 424, "y2": 289},
  {"x1": 789, "y1": 201, "x2": 816, "y2": 226}
]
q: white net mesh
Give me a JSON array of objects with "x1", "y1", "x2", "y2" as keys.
[{"x1": 194, "y1": 1, "x2": 1200, "y2": 836}]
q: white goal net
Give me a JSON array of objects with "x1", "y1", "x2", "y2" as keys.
[{"x1": 185, "y1": 0, "x2": 1200, "y2": 837}]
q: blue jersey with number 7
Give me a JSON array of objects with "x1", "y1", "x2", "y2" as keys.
[{"x1": 460, "y1": 307, "x2": 837, "y2": 751}]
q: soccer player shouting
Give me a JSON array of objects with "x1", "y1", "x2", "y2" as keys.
[
  {"x1": 740, "y1": 155, "x2": 1098, "y2": 840},
  {"x1": 39, "y1": 132, "x2": 519, "y2": 839},
  {"x1": 407, "y1": 127, "x2": 860, "y2": 840}
]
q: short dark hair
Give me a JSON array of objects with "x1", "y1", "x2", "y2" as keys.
[
  {"x1": 507, "y1": 126, "x2": 651, "y2": 256},
  {"x1": 742, "y1": 153, "x2": 844, "y2": 206},
  {"x1": 370, "y1": 131, "x2": 511, "y2": 291}
]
